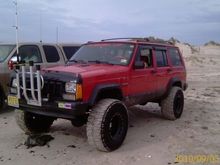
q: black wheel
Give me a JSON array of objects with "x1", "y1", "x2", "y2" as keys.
[
  {"x1": 15, "y1": 109, "x2": 54, "y2": 134},
  {"x1": 161, "y1": 87, "x2": 184, "y2": 120},
  {"x1": 139, "y1": 102, "x2": 148, "y2": 106},
  {"x1": 71, "y1": 115, "x2": 87, "y2": 127},
  {"x1": 0, "y1": 93, "x2": 5, "y2": 111},
  {"x1": 87, "y1": 99, "x2": 128, "y2": 152}
]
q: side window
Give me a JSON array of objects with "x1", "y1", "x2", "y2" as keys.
[
  {"x1": 63, "y1": 46, "x2": 80, "y2": 60},
  {"x1": 135, "y1": 46, "x2": 153, "y2": 68},
  {"x1": 155, "y1": 50, "x2": 168, "y2": 67},
  {"x1": 11, "y1": 45, "x2": 42, "y2": 63},
  {"x1": 43, "y1": 45, "x2": 60, "y2": 63},
  {"x1": 169, "y1": 48, "x2": 182, "y2": 66}
]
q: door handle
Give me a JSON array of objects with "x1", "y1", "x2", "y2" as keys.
[
  {"x1": 167, "y1": 68, "x2": 172, "y2": 72},
  {"x1": 151, "y1": 70, "x2": 157, "y2": 74}
]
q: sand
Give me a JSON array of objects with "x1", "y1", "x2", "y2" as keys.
[{"x1": 0, "y1": 43, "x2": 220, "y2": 165}]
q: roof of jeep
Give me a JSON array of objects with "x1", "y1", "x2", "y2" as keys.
[{"x1": 86, "y1": 38, "x2": 178, "y2": 48}]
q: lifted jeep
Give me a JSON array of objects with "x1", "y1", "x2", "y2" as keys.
[{"x1": 8, "y1": 38, "x2": 187, "y2": 151}]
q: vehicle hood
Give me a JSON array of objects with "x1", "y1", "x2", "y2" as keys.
[{"x1": 43, "y1": 63, "x2": 129, "y2": 78}]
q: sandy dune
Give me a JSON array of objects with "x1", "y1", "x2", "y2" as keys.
[{"x1": 0, "y1": 43, "x2": 220, "y2": 165}]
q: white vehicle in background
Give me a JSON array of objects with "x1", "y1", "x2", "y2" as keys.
[{"x1": 0, "y1": 42, "x2": 81, "y2": 111}]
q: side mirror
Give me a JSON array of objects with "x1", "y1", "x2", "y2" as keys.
[
  {"x1": 8, "y1": 55, "x2": 21, "y2": 70},
  {"x1": 134, "y1": 61, "x2": 145, "y2": 69}
]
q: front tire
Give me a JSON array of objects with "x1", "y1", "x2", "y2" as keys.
[
  {"x1": 87, "y1": 99, "x2": 128, "y2": 152},
  {"x1": 71, "y1": 115, "x2": 87, "y2": 127},
  {"x1": 15, "y1": 109, "x2": 54, "y2": 134},
  {"x1": 161, "y1": 87, "x2": 184, "y2": 120},
  {"x1": 0, "y1": 93, "x2": 5, "y2": 111}
]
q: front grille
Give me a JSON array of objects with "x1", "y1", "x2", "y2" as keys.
[
  {"x1": 19, "y1": 77, "x2": 64, "y2": 102},
  {"x1": 42, "y1": 80, "x2": 64, "y2": 101}
]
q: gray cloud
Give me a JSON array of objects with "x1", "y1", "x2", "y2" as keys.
[{"x1": 1, "y1": 0, "x2": 220, "y2": 45}]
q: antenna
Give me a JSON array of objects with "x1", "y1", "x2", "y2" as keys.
[
  {"x1": 13, "y1": 0, "x2": 19, "y2": 61},
  {"x1": 40, "y1": 11, "x2": 42, "y2": 43},
  {"x1": 56, "y1": 26, "x2": 59, "y2": 44}
]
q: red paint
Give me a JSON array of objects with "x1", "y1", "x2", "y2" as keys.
[{"x1": 43, "y1": 41, "x2": 187, "y2": 103}]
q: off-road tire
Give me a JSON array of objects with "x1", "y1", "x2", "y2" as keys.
[
  {"x1": 87, "y1": 99, "x2": 128, "y2": 152},
  {"x1": 161, "y1": 87, "x2": 184, "y2": 120},
  {"x1": 71, "y1": 115, "x2": 87, "y2": 127},
  {"x1": 0, "y1": 93, "x2": 5, "y2": 111},
  {"x1": 15, "y1": 109, "x2": 54, "y2": 134},
  {"x1": 139, "y1": 102, "x2": 148, "y2": 106}
]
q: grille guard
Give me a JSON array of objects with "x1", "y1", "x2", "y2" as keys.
[{"x1": 15, "y1": 61, "x2": 43, "y2": 106}]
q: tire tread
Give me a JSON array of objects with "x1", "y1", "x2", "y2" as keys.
[{"x1": 161, "y1": 87, "x2": 183, "y2": 120}]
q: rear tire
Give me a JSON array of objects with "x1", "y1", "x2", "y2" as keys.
[
  {"x1": 87, "y1": 99, "x2": 128, "y2": 152},
  {"x1": 15, "y1": 109, "x2": 54, "y2": 134},
  {"x1": 161, "y1": 87, "x2": 184, "y2": 120}
]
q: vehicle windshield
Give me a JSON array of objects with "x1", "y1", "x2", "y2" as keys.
[
  {"x1": 0, "y1": 45, "x2": 15, "y2": 62},
  {"x1": 69, "y1": 43, "x2": 135, "y2": 66}
]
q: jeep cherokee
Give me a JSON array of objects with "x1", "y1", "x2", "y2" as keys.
[{"x1": 8, "y1": 38, "x2": 187, "y2": 151}]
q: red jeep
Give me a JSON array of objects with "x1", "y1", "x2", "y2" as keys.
[{"x1": 8, "y1": 38, "x2": 187, "y2": 151}]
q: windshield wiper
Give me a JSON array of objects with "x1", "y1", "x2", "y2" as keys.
[
  {"x1": 88, "y1": 60, "x2": 113, "y2": 65},
  {"x1": 69, "y1": 59, "x2": 87, "y2": 64}
]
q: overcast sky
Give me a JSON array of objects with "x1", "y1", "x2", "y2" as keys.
[{"x1": 0, "y1": 0, "x2": 220, "y2": 45}]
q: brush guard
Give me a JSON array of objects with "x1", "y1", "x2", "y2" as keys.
[{"x1": 15, "y1": 61, "x2": 44, "y2": 106}]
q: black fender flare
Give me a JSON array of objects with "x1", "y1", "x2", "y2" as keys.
[
  {"x1": 163, "y1": 77, "x2": 183, "y2": 98},
  {"x1": 88, "y1": 84, "x2": 123, "y2": 106}
]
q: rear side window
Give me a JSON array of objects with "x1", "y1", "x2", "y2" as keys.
[
  {"x1": 155, "y1": 50, "x2": 168, "y2": 67},
  {"x1": 43, "y1": 45, "x2": 60, "y2": 62},
  {"x1": 169, "y1": 48, "x2": 182, "y2": 66},
  {"x1": 63, "y1": 46, "x2": 80, "y2": 60}
]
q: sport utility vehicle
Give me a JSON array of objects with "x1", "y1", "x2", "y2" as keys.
[{"x1": 8, "y1": 38, "x2": 187, "y2": 151}]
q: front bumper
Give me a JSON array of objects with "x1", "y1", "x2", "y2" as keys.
[{"x1": 17, "y1": 99, "x2": 89, "y2": 120}]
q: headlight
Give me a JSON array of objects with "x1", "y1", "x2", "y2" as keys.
[
  {"x1": 64, "y1": 81, "x2": 82, "y2": 100},
  {"x1": 12, "y1": 78, "x2": 17, "y2": 87},
  {"x1": 10, "y1": 78, "x2": 18, "y2": 94},
  {"x1": 65, "y1": 81, "x2": 76, "y2": 93}
]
